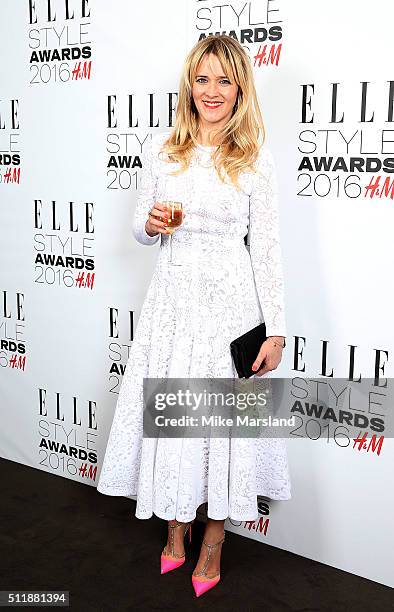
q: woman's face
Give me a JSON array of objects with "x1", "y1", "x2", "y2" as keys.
[{"x1": 191, "y1": 53, "x2": 239, "y2": 130}]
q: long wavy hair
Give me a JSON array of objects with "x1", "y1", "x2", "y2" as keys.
[{"x1": 160, "y1": 35, "x2": 266, "y2": 190}]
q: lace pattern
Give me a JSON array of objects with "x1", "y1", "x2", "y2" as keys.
[{"x1": 96, "y1": 131, "x2": 291, "y2": 521}]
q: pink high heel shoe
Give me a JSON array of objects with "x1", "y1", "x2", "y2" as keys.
[
  {"x1": 160, "y1": 519, "x2": 193, "y2": 575},
  {"x1": 191, "y1": 532, "x2": 225, "y2": 597}
]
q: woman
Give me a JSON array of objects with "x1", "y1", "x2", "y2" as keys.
[{"x1": 97, "y1": 34, "x2": 291, "y2": 597}]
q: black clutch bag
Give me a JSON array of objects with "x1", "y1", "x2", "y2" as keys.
[{"x1": 230, "y1": 322, "x2": 268, "y2": 378}]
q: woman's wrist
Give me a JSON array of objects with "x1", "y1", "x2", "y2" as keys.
[{"x1": 267, "y1": 336, "x2": 286, "y2": 348}]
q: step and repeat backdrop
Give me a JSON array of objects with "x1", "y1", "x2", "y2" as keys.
[{"x1": 1, "y1": 0, "x2": 393, "y2": 589}]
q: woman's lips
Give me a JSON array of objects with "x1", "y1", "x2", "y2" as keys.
[{"x1": 202, "y1": 101, "x2": 223, "y2": 110}]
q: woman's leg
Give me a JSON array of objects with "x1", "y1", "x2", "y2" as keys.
[
  {"x1": 192, "y1": 517, "x2": 226, "y2": 579},
  {"x1": 162, "y1": 520, "x2": 192, "y2": 558}
]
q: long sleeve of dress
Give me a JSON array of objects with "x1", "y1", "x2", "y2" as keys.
[
  {"x1": 248, "y1": 145, "x2": 287, "y2": 339},
  {"x1": 132, "y1": 135, "x2": 160, "y2": 246}
]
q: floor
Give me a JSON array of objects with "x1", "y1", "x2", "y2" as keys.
[{"x1": 0, "y1": 457, "x2": 392, "y2": 611}]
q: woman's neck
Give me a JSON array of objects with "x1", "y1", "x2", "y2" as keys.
[{"x1": 196, "y1": 126, "x2": 220, "y2": 147}]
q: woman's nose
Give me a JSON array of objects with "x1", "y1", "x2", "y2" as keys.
[{"x1": 205, "y1": 82, "x2": 219, "y2": 97}]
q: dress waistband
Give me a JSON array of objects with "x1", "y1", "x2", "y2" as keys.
[
  {"x1": 158, "y1": 232, "x2": 249, "y2": 266},
  {"x1": 162, "y1": 231, "x2": 247, "y2": 247}
]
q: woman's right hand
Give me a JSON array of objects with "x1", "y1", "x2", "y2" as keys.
[{"x1": 145, "y1": 202, "x2": 170, "y2": 237}]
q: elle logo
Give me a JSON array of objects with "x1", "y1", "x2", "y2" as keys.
[{"x1": 28, "y1": 0, "x2": 91, "y2": 24}]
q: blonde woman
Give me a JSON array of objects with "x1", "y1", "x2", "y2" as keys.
[{"x1": 97, "y1": 34, "x2": 291, "y2": 597}]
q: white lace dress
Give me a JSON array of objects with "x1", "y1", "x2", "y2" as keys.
[{"x1": 96, "y1": 130, "x2": 292, "y2": 521}]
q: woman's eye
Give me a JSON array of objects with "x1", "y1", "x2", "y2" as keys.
[{"x1": 196, "y1": 78, "x2": 231, "y2": 85}]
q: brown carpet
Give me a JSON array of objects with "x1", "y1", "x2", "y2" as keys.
[{"x1": 0, "y1": 457, "x2": 391, "y2": 611}]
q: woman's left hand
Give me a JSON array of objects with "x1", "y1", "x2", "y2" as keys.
[{"x1": 252, "y1": 337, "x2": 284, "y2": 376}]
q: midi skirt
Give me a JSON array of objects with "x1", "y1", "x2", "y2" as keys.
[{"x1": 96, "y1": 232, "x2": 291, "y2": 521}]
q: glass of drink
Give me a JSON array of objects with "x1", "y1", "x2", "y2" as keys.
[{"x1": 162, "y1": 201, "x2": 183, "y2": 265}]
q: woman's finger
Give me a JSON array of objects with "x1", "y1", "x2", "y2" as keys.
[
  {"x1": 149, "y1": 209, "x2": 167, "y2": 221},
  {"x1": 252, "y1": 344, "x2": 267, "y2": 373},
  {"x1": 147, "y1": 220, "x2": 170, "y2": 234},
  {"x1": 153, "y1": 202, "x2": 170, "y2": 218},
  {"x1": 255, "y1": 350, "x2": 282, "y2": 376},
  {"x1": 255, "y1": 361, "x2": 272, "y2": 376},
  {"x1": 149, "y1": 215, "x2": 166, "y2": 227}
]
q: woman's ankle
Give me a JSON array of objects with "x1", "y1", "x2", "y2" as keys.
[{"x1": 204, "y1": 519, "x2": 225, "y2": 541}]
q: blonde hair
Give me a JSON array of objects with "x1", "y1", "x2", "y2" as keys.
[{"x1": 160, "y1": 35, "x2": 266, "y2": 190}]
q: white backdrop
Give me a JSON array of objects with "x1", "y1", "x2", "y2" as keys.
[{"x1": 1, "y1": 0, "x2": 393, "y2": 589}]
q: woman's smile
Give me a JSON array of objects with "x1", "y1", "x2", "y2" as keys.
[{"x1": 202, "y1": 100, "x2": 224, "y2": 110}]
